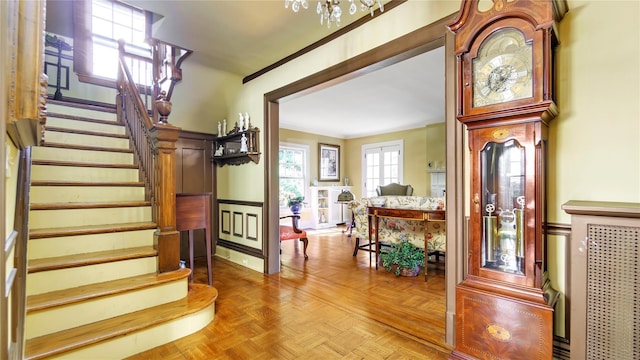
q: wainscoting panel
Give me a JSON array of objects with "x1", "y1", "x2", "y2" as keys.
[
  {"x1": 232, "y1": 212, "x2": 243, "y2": 237},
  {"x1": 217, "y1": 201, "x2": 263, "y2": 251},
  {"x1": 548, "y1": 223, "x2": 571, "y2": 358},
  {"x1": 220, "y1": 210, "x2": 231, "y2": 235}
]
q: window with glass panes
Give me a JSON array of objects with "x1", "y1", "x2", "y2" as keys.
[
  {"x1": 279, "y1": 145, "x2": 308, "y2": 207},
  {"x1": 91, "y1": 0, "x2": 151, "y2": 83}
]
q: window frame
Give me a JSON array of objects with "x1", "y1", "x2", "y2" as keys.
[
  {"x1": 73, "y1": 0, "x2": 151, "y2": 88},
  {"x1": 279, "y1": 142, "x2": 310, "y2": 209}
]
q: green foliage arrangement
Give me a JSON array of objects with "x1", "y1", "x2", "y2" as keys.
[
  {"x1": 380, "y1": 237, "x2": 425, "y2": 276},
  {"x1": 286, "y1": 194, "x2": 304, "y2": 207}
]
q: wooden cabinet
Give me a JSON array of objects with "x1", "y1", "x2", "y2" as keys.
[
  {"x1": 448, "y1": 1, "x2": 567, "y2": 358},
  {"x1": 175, "y1": 131, "x2": 216, "y2": 260},
  {"x1": 211, "y1": 127, "x2": 260, "y2": 166},
  {"x1": 309, "y1": 186, "x2": 351, "y2": 229}
]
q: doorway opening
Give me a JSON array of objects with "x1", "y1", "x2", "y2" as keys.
[{"x1": 264, "y1": 15, "x2": 464, "y2": 347}]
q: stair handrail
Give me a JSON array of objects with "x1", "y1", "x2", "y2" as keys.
[
  {"x1": 117, "y1": 39, "x2": 181, "y2": 273},
  {"x1": 149, "y1": 38, "x2": 193, "y2": 103},
  {"x1": 117, "y1": 39, "x2": 155, "y2": 199}
]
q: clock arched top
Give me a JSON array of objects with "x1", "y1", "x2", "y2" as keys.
[
  {"x1": 467, "y1": 18, "x2": 537, "y2": 61},
  {"x1": 448, "y1": 0, "x2": 555, "y2": 55}
]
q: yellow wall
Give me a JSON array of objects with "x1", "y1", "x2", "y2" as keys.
[
  {"x1": 551, "y1": 0, "x2": 640, "y2": 223},
  {"x1": 165, "y1": 62, "x2": 243, "y2": 134}
]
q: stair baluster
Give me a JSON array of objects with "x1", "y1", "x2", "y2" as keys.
[{"x1": 117, "y1": 40, "x2": 181, "y2": 273}]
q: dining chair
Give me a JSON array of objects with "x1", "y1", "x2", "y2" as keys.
[{"x1": 279, "y1": 215, "x2": 309, "y2": 259}]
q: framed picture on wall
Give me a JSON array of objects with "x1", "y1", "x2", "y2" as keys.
[{"x1": 319, "y1": 143, "x2": 340, "y2": 181}]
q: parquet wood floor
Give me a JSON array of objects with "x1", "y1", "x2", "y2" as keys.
[{"x1": 127, "y1": 227, "x2": 451, "y2": 359}]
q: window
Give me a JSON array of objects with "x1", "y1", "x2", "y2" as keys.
[
  {"x1": 74, "y1": 0, "x2": 151, "y2": 86},
  {"x1": 362, "y1": 140, "x2": 403, "y2": 197},
  {"x1": 279, "y1": 143, "x2": 309, "y2": 208}
]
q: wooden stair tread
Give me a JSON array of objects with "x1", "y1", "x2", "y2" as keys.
[
  {"x1": 46, "y1": 113, "x2": 118, "y2": 125},
  {"x1": 42, "y1": 142, "x2": 133, "y2": 153},
  {"x1": 30, "y1": 201, "x2": 151, "y2": 210},
  {"x1": 27, "y1": 268, "x2": 192, "y2": 313},
  {"x1": 31, "y1": 180, "x2": 145, "y2": 187},
  {"x1": 44, "y1": 126, "x2": 128, "y2": 139},
  {"x1": 24, "y1": 284, "x2": 218, "y2": 360},
  {"x1": 28, "y1": 246, "x2": 157, "y2": 273},
  {"x1": 32, "y1": 159, "x2": 139, "y2": 169},
  {"x1": 29, "y1": 221, "x2": 157, "y2": 239},
  {"x1": 47, "y1": 98, "x2": 117, "y2": 112}
]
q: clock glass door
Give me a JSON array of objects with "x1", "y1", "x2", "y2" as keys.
[{"x1": 480, "y1": 139, "x2": 525, "y2": 275}]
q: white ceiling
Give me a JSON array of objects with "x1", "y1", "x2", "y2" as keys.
[
  {"x1": 125, "y1": 0, "x2": 445, "y2": 138},
  {"x1": 279, "y1": 47, "x2": 445, "y2": 139}
]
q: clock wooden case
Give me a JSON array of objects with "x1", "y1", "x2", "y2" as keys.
[{"x1": 448, "y1": 0, "x2": 567, "y2": 359}]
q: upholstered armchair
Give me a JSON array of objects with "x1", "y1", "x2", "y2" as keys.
[
  {"x1": 376, "y1": 183, "x2": 414, "y2": 196},
  {"x1": 348, "y1": 198, "x2": 378, "y2": 256}
]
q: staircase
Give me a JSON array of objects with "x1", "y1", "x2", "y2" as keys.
[{"x1": 23, "y1": 100, "x2": 217, "y2": 359}]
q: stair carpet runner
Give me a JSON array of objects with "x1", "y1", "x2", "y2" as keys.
[{"x1": 24, "y1": 100, "x2": 217, "y2": 359}]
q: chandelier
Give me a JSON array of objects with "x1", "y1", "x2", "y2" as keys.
[{"x1": 285, "y1": 0, "x2": 384, "y2": 28}]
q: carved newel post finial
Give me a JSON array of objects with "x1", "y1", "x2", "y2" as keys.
[{"x1": 155, "y1": 90, "x2": 172, "y2": 124}]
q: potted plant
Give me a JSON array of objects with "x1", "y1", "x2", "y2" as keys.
[
  {"x1": 379, "y1": 236, "x2": 425, "y2": 276},
  {"x1": 287, "y1": 194, "x2": 305, "y2": 215}
]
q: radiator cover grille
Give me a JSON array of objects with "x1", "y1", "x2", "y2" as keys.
[{"x1": 587, "y1": 224, "x2": 639, "y2": 359}]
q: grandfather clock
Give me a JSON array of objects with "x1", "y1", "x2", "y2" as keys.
[{"x1": 447, "y1": 0, "x2": 567, "y2": 359}]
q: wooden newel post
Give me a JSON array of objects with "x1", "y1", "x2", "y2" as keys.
[{"x1": 151, "y1": 123, "x2": 181, "y2": 273}]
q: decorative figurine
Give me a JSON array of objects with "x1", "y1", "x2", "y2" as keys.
[
  {"x1": 217, "y1": 121, "x2": 221, "y2": 136},
  {"x1": 222, "y1": 119, "x2": 227, "y2": 136},
  {"x1": 244, "y1": 112, "x2": 250, "y2": 131},
  {"x1": 240, "y1": 133, "x2": 248, "y2": 153},
  {"x1": 238, "y1": 113, "x2": 244, "y2": 132},
  {"x1": 214, "y1": 145, "x2": 224, "y2": 156}
]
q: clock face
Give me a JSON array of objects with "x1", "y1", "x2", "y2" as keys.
[{"x1": 473, "y1": 28, "x2": 533, "y2": 108}]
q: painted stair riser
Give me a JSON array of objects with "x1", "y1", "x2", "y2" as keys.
[
  {"x1": 44, "y1": 131, "x2": 130, "y2": 150},
  {"x1": 28, "y1": 229, "x2": 156, "y2": 260},
  {"x1": 30, "y1": 186, "x2": 145, "y2": 204},
  {"x1": 44, "y1": 305, "x2": 215, "y2": 360},
  {"x1": 31, "y1": 164, "x2": 139, "y2": 182},
  {"x1": 25, "y1": 279, "x2": 188, "y2": 340},
  {"x1": 32, "y1": 146, "x2": 133, "y2": 165},
  {"x1": 26, "y1": 257, "x2": 157, "y2": 296},
  {"x1": 47, "y1": 104, "x2": 117, "y2": 121},
  {"x1": 46, "y1": 117, "x2": 124, "y2": 135},
  {"x1": 29, "y1": 207, "x2": 152, "y2": 229}
]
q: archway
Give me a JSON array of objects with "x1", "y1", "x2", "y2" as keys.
[{"x1": 264, "y1": 14, "x2": 464, "y2": 346}]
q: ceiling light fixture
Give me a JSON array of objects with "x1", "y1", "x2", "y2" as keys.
[
  {"x1": 284, "y1": 0, "x2": 309, "y2": 13},
  {"x1": 286, "y1": 0, "x2": 384, "y2": 28},
  {"x1": 317, "y1": 0, "x2": 343, "y2": 27}
]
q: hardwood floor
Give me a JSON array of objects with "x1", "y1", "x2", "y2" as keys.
[{"x1": 127, "y1": 227, "x2": 451, "y2": 359}]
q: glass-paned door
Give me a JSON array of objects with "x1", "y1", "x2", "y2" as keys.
[{"x1": 362, "y1": 140, "x2": 403, "y2": 197}]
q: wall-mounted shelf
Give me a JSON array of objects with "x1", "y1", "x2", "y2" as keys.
[{"x1": 211, "y1": 127, "x2": 260, "y2": 167}]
